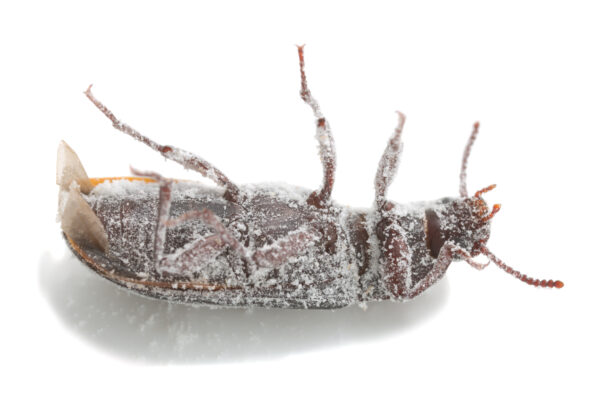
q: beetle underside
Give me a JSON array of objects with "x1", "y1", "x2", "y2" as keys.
[
  {"x1": 60, "y1": 171, "x2": 362, "y2": 309},
  {"x1": 57, "y1": 46, "x2": 562, "y2": 310}
]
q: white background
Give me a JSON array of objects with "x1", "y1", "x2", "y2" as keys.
[{"x1": 1, "y1": 1, "x2": 598, "y2": 399}]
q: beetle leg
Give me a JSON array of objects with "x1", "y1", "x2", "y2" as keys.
[
  {"x1": 84, "y1": 86, "x2": 241, "y2": 202},
  {"x1": 379, "y1": 218, "x2": 413, "y2": 299},
  {"x1": 131, "y1": 168, "x2": 320, "y2": 278},
  {"x1": 251, "y1": 227, "x2": 321, "y2": 268},
  {"x1": 129, "y1": 168, "x2": 174, "y2": 272},
  {"x1": 450, "y1": 246, "x2": 490, "y2": 270},
  {"x1": 297, "y1": 46, "x2": 336, "y2": 208},
  {"x1": 168, "y1": 212, "x2": 321, "y2": 272},
  {"x1": 163, "y1": 233, "x2": 246, "y2": 277},
  {"x1": 155, "y1": 179, "x2": 250, "y2": 277},
  {"x1": 404, "y1": 243, "x2": 455, "y2": 299},
  {"x1": 375, "y1": 112, "x2": 406, "y2": 211},
  {"x1": 379, "y1": 213, "x2": 481, "y2": 300},
  {"x1": 166, "y1": 209, "x2": 251, "y2": 261},
  {"x1": 406, "y1": 243, "x2": 482, "y2": 299},
  {"x1": 131, "y1": 167, "x2": 251, "y2": 277},
  {"x1": 163, "y1": 210, "x2": 250, "y2": 279},
  {"x1": 459, "y1": 122, "x2": 480, "y2": 198}
]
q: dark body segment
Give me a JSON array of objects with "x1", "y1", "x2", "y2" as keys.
[{"x1": 75, "y1": 180, "x2": 362, "y2": 309}]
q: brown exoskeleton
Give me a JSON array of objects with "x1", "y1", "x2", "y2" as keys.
[{"x1": 57, "y1": 46, "x2": 562, "y2": 309}]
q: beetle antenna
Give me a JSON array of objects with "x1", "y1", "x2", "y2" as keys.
[
  {"x1": 479, "y1": 244, "x2": 564, "y2": 289},
  {"x1": 459, "y1": 121, "x2": 480, "y2": 198},
  {"x1": 474, "y1": 183, "x2": 496, "y2": 198},
  {"x1": 481, "y1": 204, "x2": 501, "y2": 222}
]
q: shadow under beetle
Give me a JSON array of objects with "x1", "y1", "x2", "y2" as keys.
[{"x1": 57, "y1": 46, "x2": 563, "y2": 309}]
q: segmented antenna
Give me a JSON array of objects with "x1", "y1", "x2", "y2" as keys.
[
  {"x1": 479, "y1": 245, "x2": 564, "y2": 289},
  {"x1": 474, "y1": 183, "x2": 496, "y2": 198},
  {"x1": 459, "y1": 122, "x2": 480, "y2": 197},
  {"x1": 481, "y1": 204, "x2": 501, "y2": 223}
]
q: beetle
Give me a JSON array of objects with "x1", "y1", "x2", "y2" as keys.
[{"x1": 57, "y1": 46, "x2": 563, "y2": 309}]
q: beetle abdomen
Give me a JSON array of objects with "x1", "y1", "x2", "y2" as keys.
[{"x1": 70, "y1": 179, "x2": 360, "y2": 308}]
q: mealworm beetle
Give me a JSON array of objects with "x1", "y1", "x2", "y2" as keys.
[{"x1": 57, "y1": 46, "x2": 563, "y2": 309}]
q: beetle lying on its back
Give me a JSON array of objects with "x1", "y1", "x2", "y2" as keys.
[{"x1": 57, "y1": 46, "x2": 563, "y2": 309}]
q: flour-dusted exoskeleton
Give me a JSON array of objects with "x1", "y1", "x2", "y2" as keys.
[{"x1": 57, "y1": 46, "x2": 563, "y2": 309}]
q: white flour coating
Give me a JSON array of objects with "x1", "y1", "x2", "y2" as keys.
[
  {"x1": 58, "y1": 47, "x2": 529, "y2": 308},
  {"x1": 63, "y1": 177, "x2": 471, "y2": 309},
  {"x1": 77, "y1": 180, "x2": 357, "y2": 308}
]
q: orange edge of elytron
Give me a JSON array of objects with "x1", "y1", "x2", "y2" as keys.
[{"x1": 89, "y1": 176, "x2": 156, "y2": 186}]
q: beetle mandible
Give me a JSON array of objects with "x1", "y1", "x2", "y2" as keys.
[{"x1": 57, "y1": 46, "x2": 563, "y2": 309}]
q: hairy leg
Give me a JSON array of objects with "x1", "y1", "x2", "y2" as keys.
[
  {"x1": 296, "y1": 46, "x2": 336, "y2": 208},
  {"x1": 459, "y1": 122, "x2": 480, "y2": 198},
  {"x1": 85, "y1": 86, "x2": 241, "y2": 202},
  {"x1": 407, "y1": 243, "x2": 484, "y2": 299},
  {"x1": 378, "y1": 215, "x2": 413, "y2": 298},
  {"x1": 379, "y1": 216, "x2": 485, "y2": 300},
  {"x1": 374, "y1": 112, "x2": 406, "y2": 211},
  {"x1": 252, "y1": 227, "x2": 321, "y2": 268},
  {"x1": 132, "y1": 168, "x2": 322, "y2": 278}
]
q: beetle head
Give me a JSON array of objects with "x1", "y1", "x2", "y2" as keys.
[
  {"x1": 425, "y1": 184, "x2": 499, "y2": 259},
  {"x1": 447, "y1": 121, "x2": 563, "y2": 289}
]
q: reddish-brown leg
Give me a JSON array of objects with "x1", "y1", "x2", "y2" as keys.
[
  {"x1": 85, "y1": 86, "x2": 241, "y2": 202},
  {"x1": 375, "y1": 112, "x2": 406, "y2": 211},
  {"x1": 129, "y1": 168, "x2": 173, "y2": 271},
  {"x1": 252, "y1": 228, "x2": 321, "y2": 268},
  {"x1": 166, "y1": 208, "x2": 250, "y2": 260},
  {"x1": 132, "y1": 168, "x2": 322, "y2": 278},
  {"x1": 164, "y1": 208, "x2": 252, "y2": 279},
  {"x1": 406, "y1": 243, "x2": 486, "y2": 299},
  {"x1": 130, "y1": 167, "x2": 247, "y2": 276},
  {"x1": 459, "y1": 122, "x2": 480, "y2": 198},
  {"x1": 378, "y1": 215, "x2": 413, "y2": 298},
  {"x1": 174, "y1": 234, "x2": 229, "y2": 268},
  {"x1": 167, "y1": 209, "x2": 321, "y2": 274},
  {"x1": 380, "y1": 230, "x2": 484, "y2": 300},
  {"x1": 404, "y1": 243, "x2": 455, "y2": 299},
  {"x1": 451, "y1": 245, "x2": 490, "y2": 270},
  {"x1": 297, "y1": 46, "x2": 336, "y2": 208}
]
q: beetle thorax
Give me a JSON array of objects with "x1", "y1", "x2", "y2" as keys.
[{"x1": 425, "y1": 197, "x2": 492, "y2": 258}]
